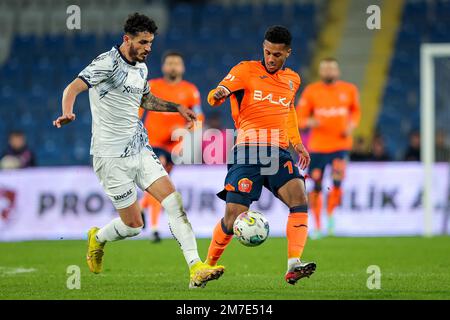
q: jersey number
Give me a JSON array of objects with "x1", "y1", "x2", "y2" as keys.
[{"x1": 284, "y1": 161, "x2": 293, "y2": 174}]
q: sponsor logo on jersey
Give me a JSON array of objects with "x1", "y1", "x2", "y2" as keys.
[
  {"x1": 122, "y1": 85, "x2": 145, "y2": 94},
  {"x1": 253, "y1": 90, "x2": 291, "y2": 107},
  {"x1": 315, "y1": 106, "x2": 349, "y2": 117}
]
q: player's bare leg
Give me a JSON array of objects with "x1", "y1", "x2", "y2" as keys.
[
  {"x1": 146, "y1": 176, "x2": 224, "y2": 288},
  {"x1": 326, "y1": 158, "x2": 346, "y2": 236},
  {"x1": 87, "y1": 201, "x2": 144, "y2": 274},
  {"x1": 206, "y1": 200, "x2": 249, "y2": 266},
  {"x1": 309, "y1": 168, "x2": 323, "y2": 239},
  {"x1": 278, "y1": 178, "x2": 316, "y2": 285}
]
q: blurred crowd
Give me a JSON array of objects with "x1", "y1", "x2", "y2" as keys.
[
  {"x1": 1, "y1": 121, "x2": 449, "y2": 170},
  {"x1": 350, "y1": 130, "x2": 450, "y2": 163}
]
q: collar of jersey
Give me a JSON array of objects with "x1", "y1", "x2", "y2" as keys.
[
  {"x1": 115, "y1": 45, "x2": 137, "y2": 66},
  {"x1": 260, "y1": 59, "x2": 285, "y2": 75},
  {"x1": 321, "y1": 80, "x2": 340, "y2": 87}
]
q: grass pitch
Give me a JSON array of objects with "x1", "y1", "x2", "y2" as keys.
[{"x1": 0, "y1": 236, "x2": 449, "y2": 300}]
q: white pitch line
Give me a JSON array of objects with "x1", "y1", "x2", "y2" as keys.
[{"x1": 0, "y1": 266, "x2": 37, "y2": 275}]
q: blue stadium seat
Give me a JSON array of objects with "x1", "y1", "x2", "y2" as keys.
[{"x1": 376, "y1": 0, "x2": 450, "y2": 159}]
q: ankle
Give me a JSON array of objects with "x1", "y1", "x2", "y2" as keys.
[
  {"x1": 206, "y1": 258, "x2": 217, "y2": 266},
  {"x1": 287, "y1": 257, "x2": 301, "y2": 270}
]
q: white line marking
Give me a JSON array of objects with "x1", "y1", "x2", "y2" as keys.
[{"x1": 0, "y1": 266, "x2": 37, "y2": 275}]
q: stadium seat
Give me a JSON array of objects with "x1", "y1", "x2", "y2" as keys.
[{"x1": 377, "y1": 0, "x2": 450, "y2": 159}]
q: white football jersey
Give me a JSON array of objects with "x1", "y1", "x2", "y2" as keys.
[{"x1": 78, "y1": 45, "x2": 150, "y2": 157}]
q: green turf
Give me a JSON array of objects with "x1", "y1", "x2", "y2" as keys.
[{"x1": 0, "y1": 237, "x2": 449, "y2": 300}]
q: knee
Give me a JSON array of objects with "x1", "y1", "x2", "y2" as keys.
[
  {"x1": 310, "y1": 168, "x2": 323, "y2": 192},
  {"x1": 120, "y1": 212, "x2": 144, "y2": 229},
  {"x1": 125, "y1": 220, "x2": 144, "y2": 229},
  {"x1": 331, "y1": 159, "x2": 346, "y2": 181}
]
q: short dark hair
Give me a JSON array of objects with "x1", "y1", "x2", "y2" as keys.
[
  {"x1": 124, "y1": 13, "x2": 158, "y2": 36},
  {"x1": 9, "y1": 130, "x2": 24, "y2": 137},
  {"x1": 264, "y1": 25, "x2": 292, "y2": 47},
  {"x1": 162, "y1": 50, "x2": 184, "y2": 64},
  {"x1": 321, "y1": 57, "x2": 338, "y2": 64}
]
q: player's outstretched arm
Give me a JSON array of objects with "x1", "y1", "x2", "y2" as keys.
[
  {"x1": 141, "y1": 93, "x2": 197, "y2": 127},
  {"x1": 53, "y1": 78, "x2": 88, "y2": 128}
]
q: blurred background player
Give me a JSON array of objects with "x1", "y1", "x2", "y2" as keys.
[
  {"x1": 297, "y1": 57, "x2": 361, "y2": 238},
  {"x1": 206, "y1": 26, "x2": 316, "y2": 285},
  {"x1": 139, "y1": 51, "x2": 203, "y2": 243}
]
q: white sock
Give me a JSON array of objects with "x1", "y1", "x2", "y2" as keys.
[
  {"x1": 96, "y1": 218, "x2": 142, "y2": 243},
  {"x1": 288, "y1": 258, "x2": 301, "y2": 271},
  {"x1": 161, "y1": 192, "x2": 201, "y2": 268}
]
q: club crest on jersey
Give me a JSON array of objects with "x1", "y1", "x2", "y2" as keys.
[
  {"x1": 139, "y1": 69, "x2": 145, "y2": 79},
  {"x1": 253, "y1": 90, "x2": 291, "y2": 107},
  {"x1": 238, "y1": 178, "x2": 253, "y2": 193},
  {"x1": 289, "y1": 80, "x2": 294, "y2": 91}
]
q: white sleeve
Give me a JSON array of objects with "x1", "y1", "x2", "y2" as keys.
[{"x1": 78, "y1": 53, "x2": 114, "y2": 88}]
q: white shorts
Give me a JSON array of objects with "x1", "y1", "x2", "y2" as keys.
[{"x1": 93, "y1": 146, "x2": 168, "y2": 209}]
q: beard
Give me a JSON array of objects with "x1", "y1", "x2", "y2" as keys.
[
  {"x1": 129, "y1": 44, "x2": 147, "y2": 63},
  {"x1": 166, "y1": 72, "x2": 179, "y2": 81},
  {"x1": 322, "y1": 77, "x2": 336, "y2": 84}
]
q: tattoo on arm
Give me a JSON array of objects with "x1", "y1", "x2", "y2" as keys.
[{"x1": 141, "y1": 93, "x2": 180, "y2": 112}]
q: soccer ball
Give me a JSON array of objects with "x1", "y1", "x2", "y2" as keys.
[{"x1": 233, "y1": 210, "x2": 269, "y2": 247}]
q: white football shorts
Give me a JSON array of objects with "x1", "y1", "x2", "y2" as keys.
[{"x1": 93, "y1": 146, "x2": 168, "y2": 209}]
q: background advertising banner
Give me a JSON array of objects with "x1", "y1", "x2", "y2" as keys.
[{"x1": 0, "y1": 163, "x2": 448, "y2": 241}]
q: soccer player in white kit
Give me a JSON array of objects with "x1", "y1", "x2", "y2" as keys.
[{"x1": 53, "y1": 13, "x2": 224, "y2": 288}]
